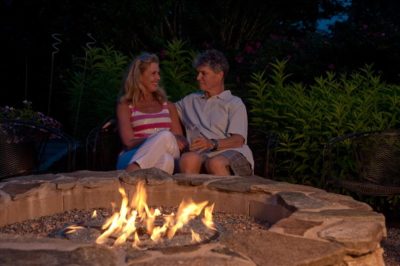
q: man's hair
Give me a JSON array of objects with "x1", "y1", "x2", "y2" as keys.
[{"x1": 193, "y1": 49, "x2": 229, "y2": 77}]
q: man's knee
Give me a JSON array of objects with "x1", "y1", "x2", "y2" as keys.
[
  {"x1": 205, "y1": 156, "x2": 230, "y2": 175},
  {"x1": 181, "y1": 152, "x2": 202, "y2": 164},
  {"x1": 179, "y1": 152, "x2": 202, "y2": 173}
]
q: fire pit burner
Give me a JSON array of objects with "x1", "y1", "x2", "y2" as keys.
[{"x1": 53, "y1": 214, "x2": 220, "y2": 250}]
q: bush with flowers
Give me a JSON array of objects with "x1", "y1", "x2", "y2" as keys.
[
  {"x1": 0, "y1": 100, "x2": 62, "y2": 129},
  {"x1": 0, "y1": 101, "x2": 63, "y2": 144}
]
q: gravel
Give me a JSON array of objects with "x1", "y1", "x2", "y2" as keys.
[
  {"x1": 382, "y1": 226, "x2": 400, "y2": 266},
  {"x1": 0, "y1": 207, "x2": 270, "y2": 238}
]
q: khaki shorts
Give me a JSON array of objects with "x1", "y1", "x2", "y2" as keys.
[{"x1": 215, "y1": 150, "x2": 253, "y2": 176}]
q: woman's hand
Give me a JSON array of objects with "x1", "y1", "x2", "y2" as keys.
[{"x1": 175, "y1": 135, "x2": 189, "y2": 152}]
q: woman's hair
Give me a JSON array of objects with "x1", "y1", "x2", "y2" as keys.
[
  {"x1": 193, "y1": 49, "x2": 229, "y2": 78},
  {"x1": 119, "y1": 52, "x2": 166, "y2": 105}
]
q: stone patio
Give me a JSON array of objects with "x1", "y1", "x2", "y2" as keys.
[{"x1": 0, "y1": 169, "x2": 386, "y2": 265}]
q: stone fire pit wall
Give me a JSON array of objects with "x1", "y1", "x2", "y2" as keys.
[{"x1": 0, "y1": 169, "x2": 386, "y2": 266}]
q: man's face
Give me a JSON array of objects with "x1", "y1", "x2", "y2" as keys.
[{"x1": 196, "y1": 65, "x2": 224, "y2": 93}]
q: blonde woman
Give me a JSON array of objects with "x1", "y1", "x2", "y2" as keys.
[{"x1": 116, "y1": 53, "x2": 187, "y2": 174}]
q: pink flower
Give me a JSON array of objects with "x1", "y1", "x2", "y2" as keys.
[
  {"x1": 235, "y1": 55, "x2": 244, "y2": 63},
  {"x1": 244, "y1": 44, "x2": 255, "y2": 54}
]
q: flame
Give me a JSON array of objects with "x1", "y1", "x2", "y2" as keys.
[
  {"x1": 95, "y1": 181, "x2": 215, "y2": 247},
  {"x1": 91, "y1": 210, "x2": 97, "y2": 218},
  {"x1": 191, "y1": 229, "x2": 201, "y2": 243},
  {"x1": 65, "y1": 225, "x2": 85, "y2": 234},
  {"x1": 202, "y1": 203, "x2": 216, "y2": 230},
  {"x1": 166, "y1": 199, "x2": 208, "y2": 239}
]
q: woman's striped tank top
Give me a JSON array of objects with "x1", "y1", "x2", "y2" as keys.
[{"x1": 129, "y1": 102, "x2": 172, "y2": 139}]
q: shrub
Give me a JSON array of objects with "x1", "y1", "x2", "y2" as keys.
[
  {"x1": 160, "y1": 39, "x2": 198, "y2": 101},
  {"x1": 248, "y1": 61, "x2": 400, "y2": 187},
  {"x1": 66, "y1": 46, "x2": 128, "y2": 139}
]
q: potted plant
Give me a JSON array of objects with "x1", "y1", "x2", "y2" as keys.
[{"x1": 0, "y1": 100, "x2": 63, "y2": 178}]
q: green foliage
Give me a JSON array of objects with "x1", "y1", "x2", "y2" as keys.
[
  {"x1": 0, "y1": 100, "x2": 62, "y2": 129},
  {"x1": 160, "y1": 40, "x2": 198, "y2": 101},
  {"x1": 66, "y1": 45, "x2": 128, "y2": 139},
  {"x1": 248, "y1": 60, "x2": 400, "y2": 187}
]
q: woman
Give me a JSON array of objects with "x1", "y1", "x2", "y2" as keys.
[{"x1": 116, "y1": 53, "x2": 187, "y2": 174}]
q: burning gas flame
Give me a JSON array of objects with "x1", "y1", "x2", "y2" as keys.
[
  {"x1": 65, "y1": 225, "x2": 85, "y2": 234},
  {"x1": 191, "y1": 229, "x2": 201, "y2": 243},
  {"x1": 95, "y1": 181, "x2": 215, "y2": 247}
]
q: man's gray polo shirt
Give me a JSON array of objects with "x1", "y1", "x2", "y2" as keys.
[{"x1": 175, "y1": 90, "x2": 254, "y2": 170}]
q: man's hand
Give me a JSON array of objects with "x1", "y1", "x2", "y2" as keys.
[{"x1": 190, "y1": 136, "x2": 213, "y2": 153}]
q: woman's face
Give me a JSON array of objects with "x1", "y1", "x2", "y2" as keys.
[{"x1": 140, "y1": 62, "x2": 160, "y2": 93}]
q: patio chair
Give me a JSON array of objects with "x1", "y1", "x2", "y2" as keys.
[
  {"x1": 0, "y1": 119, "x2": 78, "y2": 179},
  {"x1": 86, "y1": 117, "x2": 122, "y2": 171},
  {"x1": 322, "y1": 129, "x2": 400, "y2": 196}
]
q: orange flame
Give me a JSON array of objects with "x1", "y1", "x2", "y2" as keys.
[
  {"x1": 191, "y1": 229, "x2": 201, "y2": 243},
  {"x1": 95, "y1": 181, "x2": 215, "y2": 247},
  {"x1": 65, "y1": 225, "x2": 85, "y2": 234}
]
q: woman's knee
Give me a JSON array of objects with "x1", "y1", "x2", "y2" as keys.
[
  {"x1": 156, "y1": 131, "x2": 179, "y2": 153},
  {"x1": 156, "y1": 130, "x2": 175, "y2": 141}
]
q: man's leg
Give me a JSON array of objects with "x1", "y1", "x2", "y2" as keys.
[
  {"x1": 205, "y1": 155, "x2": 231, "y2": 176},
  {"x1": 206, "y1": 150, "x2": 252, "y2": 176},
  {"x1": 179, "y1": 152, "x2": 203, "y2": 174}
]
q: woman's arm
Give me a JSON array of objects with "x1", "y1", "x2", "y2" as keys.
[
  {"x1": 116, "y1": 101, "x2": 145, "y2": 149},
  {"x1": 167, "y1": 101, "x2": 188, "y2": 151}
]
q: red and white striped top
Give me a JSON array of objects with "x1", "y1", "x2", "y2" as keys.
[{"x1": 129, "y1": 102, "x2": 172, "y2": 139}]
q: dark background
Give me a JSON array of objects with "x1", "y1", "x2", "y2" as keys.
[{"x1": 2, "y1": 0, "x2": 400, "y2": 135}]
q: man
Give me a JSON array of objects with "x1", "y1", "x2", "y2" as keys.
[{"x1": 175, "y1": 49, "x2": 254, "y2": 176}]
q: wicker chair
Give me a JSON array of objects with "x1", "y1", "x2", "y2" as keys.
[
  {"x1": 323, "y1": 129, "x2": 400, "y2": 196},
  {"x1": 86, "y1": 117, "x2": 122, "y2": 171},
  {"x1": 0, "y1": 120, "x2": 78, "y2": 179}
]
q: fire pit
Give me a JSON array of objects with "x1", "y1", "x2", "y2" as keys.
[
  {"x1": 0, "y1": 168, "x2": 386, "y2": 265},
  {"x1": 53, "y1": 181, "x2": 219, "y2": 250}
]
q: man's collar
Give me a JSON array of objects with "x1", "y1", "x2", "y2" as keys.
[{"x1": 201, "y1": 90, "x2": 232, "y2": 99}]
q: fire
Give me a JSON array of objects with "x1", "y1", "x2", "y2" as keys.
[
  {"x1": 95, "y1": 181, "x2": 215, "y2": 247},
  {"x1": 65, "y1": 225, "x2": 85, "y2": 234}
]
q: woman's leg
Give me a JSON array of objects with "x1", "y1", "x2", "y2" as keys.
[
  {"x1": 126, "y1": 162, "x2": 140, "y2": 172},
  {"x1": 153, "y1": 153, "x2": 175, "y2": 174},
  {"x1": 130, "y1": 130, "x2": 179, "y2": 172}
]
